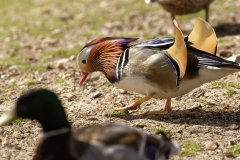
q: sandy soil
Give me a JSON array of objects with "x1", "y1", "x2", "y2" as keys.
[{"x1": 0, "y1": 0, "x2": 240, "y2": 159}]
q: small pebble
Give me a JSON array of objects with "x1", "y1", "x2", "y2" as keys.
[
  {"x1": 14, "y1": 146, "x2": 22, "y2": 150},
  {"x1": 222, "y1": 105, "x2": 229, "y2": 110},
  {"x1": 118, "y1": 89, "x2": 127, "y2": 94},
  {"x1": 51, "y1": 29, "x2": 62, "y2": 35},
  {"x1": 225, "y1": 152, "x2": 235, "y2": 158},
  {"x1": 62, "y1": 93, "x2": 73, "y2": 98},
  {"x1": 172, "y1": 119, "x2": 181, "y2": 123},
  {"x1": 229, "y1": 141, "x2": 235, "y2": 146},
  {"x1": 228, "y1": 124, "x2": 239, "y2": 130},
  {"x1": 227, "y1": 55, "x2": 237, "y2": 62},
  {"x1": 205, "y1": 141, "x2": 219, "y2": 150},
  {"x1": 140, "y1": 101, "x2": 149, "y2": 107},
  {"x1": 191, "y1": 88, "x2": 205, "y2": 98},
  {"x1": 43, "y1": 37, "x2": 58, "y2": 45},
  {"x1": 87, "y1": 117, "x2": 98, "y2": 121},
  {"x1": 69, "y1": 55, "x2": 75, "y2": 61},
  {"x1": 88, "y1": 88, "x2": 95, "y2": 93},
  {"x1": 9, "y1": 65, "x2": 18, "y2": 70},
  {"x1": 1, "y1": 75, "x2": 6, "y2": 79},
  {"x1": 89, "y1": 92, "x2": 102, "y2": 98},
  {"x1": 8, "y1": 79, "x2": 15, "y2": 84},
  {"x1": 235, "y1": 55, "x2": 240, "y2": 63},
  {"x1": 56, "y1": 59, "x2": 69, "y2": 69},
  {"x1": 57, "y1": 62, "x2": 65, "y2": 69},
  {"x1": 219, "y1": 51, "x2": 232, "y2": 58},
  {"x1": 177, "y1": 130, "x2": 183, "y2": 134},
  {"x1": 135, "y1": 123, "x2": 145, "y2": 128},
  {"x1": 89, "y1": 72, "x2": 101, "y2": 81}
]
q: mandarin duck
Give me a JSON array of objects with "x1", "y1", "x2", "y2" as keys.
[
  {"x1": 77, "y1": 18, "x2": 240, "y2": 115},
  {"x1": 0, "y1": 89, "x2": 179, "y2": 160},
  {"x1": 145, "y1": 0, "x2": 214, "y2": 22}
]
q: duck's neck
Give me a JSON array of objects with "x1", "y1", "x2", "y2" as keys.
[
  {"x1": 39, "y1": 113, "x2": 71, "y2": 132},
  {"x1": 89, "y1": 41, "x2": 128, "y2": 83},
  {"x1": 96, "y1": 47, "x2": 130, "y2": 83},
  {"x1": 34, "y1": 130, "x2": 75, "y2": 160}
]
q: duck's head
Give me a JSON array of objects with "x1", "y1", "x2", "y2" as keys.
[
  {"x1": 77, "y1": 37, "x2": 138, "y2": 84},
  {"x1": 0, "y1": 89, "x2": 70, "y2": 132}
]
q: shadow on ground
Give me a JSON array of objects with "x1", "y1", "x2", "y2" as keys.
[
  {"x1": 112, "y1": 107, "x2": 240, "y2": 127},
  {"x1": 214, "y1": 23, "x2": 240, "y2": 37}
]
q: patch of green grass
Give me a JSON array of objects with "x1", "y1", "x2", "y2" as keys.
[
  {"x1": 104, "y1": 82, "x2": 112, "y2": 87},
  {"x1": 106, "y1": 110, "x2": 127, "y2": 118},
  {"x1": 54, "y1": 78, "x2": 65, "y2": 84},
  {"x1": 0, "y1": 0, "x2": 162, "y2": 41},
  {"x1": 5, "y1": 40, "x2": 23, "y2": 50},
  {"x1": 179, "y1": 141, "x2": 201, "y2": 157},
  {"x1": 153, "y1": 127, "x2": 171, "y2": 135},
  {"x1": 44, "y1": 46, "x2": 82, "y2": 59},
  {"x1": 0, "y1": 97, "x2": 9, "y2": 103},
  {"x1": 218, "y1": 38, "x2": 228, "y2": 44},
  {"x1": 24, "y1": 80, "x2": 37, "y2": 87},
  {"x1": 67, "y1": 117, "x2": 73, "y2": 123},
  {"x1": 20, "y1": 87, "x2": 28, "y2": 94},
  {"x1": 113, "y1": 0, "x2": 158, "y2": 21},
  {"x1": 26, "y1": 65, "x2": 47, "y2": 73},
  {"x1": 227, "y1": 141, "x2": 240, "y2": 155},
  {"x1": 144, "y1": 115, "x2": 154, "y2": 119},
  {"x1": 223, "y1": 88, "x2": 237, "y2": 97},
  {"x1": 141, "y1": 109, "x2": 149, "y2": 113},
  {"x1": 4, "y1": 83, "x2": 17, "y2": 90},
  {"x1": 0, "y1": 56, "x2": 46, "y2": 72},
  {"x1": 77, "y1": 121, "x2": 88, "y2": 126},
  {"x1": 197, "y1": 98, "x2": 207, "y2": 103},
  {"x1": 218, "y1": 38, "x2": 235, "y2": 49},
  {"x1": 228, "y1": 82, "x2": 240, "y2": 88},
  {"x1": 209, "y1": 81, "x2": 239, "y2": 97},
  {"x1": 0, "y1": 0, "x2": 79, "y2": 40},
  {"x1": 209, "y1": 81, "x2": 227, "y2": 88},
  {"x1": 225, "y1": 7, "x2": 234, "y2": 13},
  {"x1": 11, "y1": 119, "x2": 29, "y2": 125},
  {"x1": 0, "y1": 57, "x2": 28, "y2": 67}
]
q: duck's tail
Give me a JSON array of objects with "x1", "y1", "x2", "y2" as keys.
[
  {"x1": 139, "y1": 131, "x2": 180, "y2": 160},
  {"x1": 188, "y1": 18, "x2": 217, "y2": 55}
]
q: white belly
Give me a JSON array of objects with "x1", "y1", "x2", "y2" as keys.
[
  {"x1": 113, "y1": 66, "x2": 237, "y2": 99},
  {"x1": 114, "y1": 75, "x2": 164, "y2": 96}
]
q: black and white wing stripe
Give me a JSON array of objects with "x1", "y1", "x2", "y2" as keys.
[
  {"x1": 116, "y1": 48, "x2": 130, "y2": 81},
  {"x1": 135, "y1": 37, "x2": 191, "y2": 50},
  {"x1": 190, "y1": 48, "x2": 240, "y2": 68}
]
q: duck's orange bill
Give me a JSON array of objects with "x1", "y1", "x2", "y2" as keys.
[{"x1": 79, "y1": 72, "x2": 89, "y2": 85}]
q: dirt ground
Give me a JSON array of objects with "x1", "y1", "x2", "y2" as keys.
[{"x1": 0, "y1": 0, "x2": 240, "y2": 159}]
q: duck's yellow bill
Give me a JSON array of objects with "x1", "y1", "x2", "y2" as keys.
[{"x1": 0, "y1": 108, "x2": 18, "y2": 127}]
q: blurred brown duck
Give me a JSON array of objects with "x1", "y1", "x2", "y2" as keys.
[
  {"x1": 0, "y1": 89, "x2": 179, "y2": 160},
  {"x1": 145, "y1": 0, "x2": 214, "y2": 22}
]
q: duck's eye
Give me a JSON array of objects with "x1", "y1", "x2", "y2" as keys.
[{"x1": 82, "y1": 60, "x2": 86, "y2": 64}]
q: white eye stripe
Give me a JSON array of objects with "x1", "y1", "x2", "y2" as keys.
[{"x1": 77, "y1": 45, "x2": 96, "y2": 66}]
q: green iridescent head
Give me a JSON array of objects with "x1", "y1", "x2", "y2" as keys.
[{"x1": 0, "y1": 89, "x2": 70, "y2": 132}]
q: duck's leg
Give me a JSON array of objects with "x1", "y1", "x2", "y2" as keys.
[
  {"x1": 205, "y1": 5, "x2": 209, "y2": 22},
  {"x1": 171, "y1": 13, "x2": 176, "y2": 29},
  {"x1": 145, "y1": 98, "x2": 172, "y2": 115},
  {"x1": 115, "y1": 95, "x2": 153, "y2": 111},
  {"x1": 171, "y1": 13, "x2": 175, "y2": 21}
]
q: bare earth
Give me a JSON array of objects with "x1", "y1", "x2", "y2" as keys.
[{"x1": 0, "y1": 0, "x2": 240, "y2": 159}]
